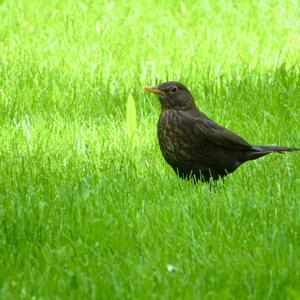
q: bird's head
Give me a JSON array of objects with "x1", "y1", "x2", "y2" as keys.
[{"x1": 144, "y1": 81, "x2": 196, "y2": 111}]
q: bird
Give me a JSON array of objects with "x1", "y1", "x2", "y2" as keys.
[{"x1": 144, "y1": 81, "x2": 299, "y2": 182}]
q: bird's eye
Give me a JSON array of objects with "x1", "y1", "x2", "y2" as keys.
[{"x1": 170, "y1": 86, "x2": 178, "y2": 94}]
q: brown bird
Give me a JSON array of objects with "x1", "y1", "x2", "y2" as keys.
[{"x1": 144, "y1": 81, "x2": 299, "y2": 182}]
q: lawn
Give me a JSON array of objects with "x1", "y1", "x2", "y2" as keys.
[{"x1": 0, "y1": 0, "x2": 300, "y2": 299}]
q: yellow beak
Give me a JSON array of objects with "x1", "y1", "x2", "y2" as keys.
[{"x1": 143, "y1": 86, "x2": 164, "y2": 95}]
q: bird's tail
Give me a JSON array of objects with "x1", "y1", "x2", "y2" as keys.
[
  {"x1": 248, "y1": 145, "x2": 299, "y2": 160},
  {"x1": 254, "y1": 145, "x2": 300, "y2": 153}
]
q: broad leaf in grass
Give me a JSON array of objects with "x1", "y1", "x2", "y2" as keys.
[{"x1": 126, "y1": 93, "x2": 137, "y2": 137}]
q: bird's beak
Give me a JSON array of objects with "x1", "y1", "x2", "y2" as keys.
[{"x1": 143, "y1": 86, "x2": 164, "y2": 95}]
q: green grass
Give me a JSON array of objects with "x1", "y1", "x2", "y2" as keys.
[{"x1": 0, "y1": 0, "x2": 300, "y2": 299}]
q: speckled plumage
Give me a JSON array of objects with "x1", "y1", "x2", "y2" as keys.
[{"x1": 144, "y1": 81, "x2": 299, "y2": 181}]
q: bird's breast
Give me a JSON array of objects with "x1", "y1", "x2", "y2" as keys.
[{"x1": 157, "y1": 110, "x2": 194, "y2": 166}]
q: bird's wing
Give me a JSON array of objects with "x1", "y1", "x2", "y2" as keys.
[{"x1": 195, "y1": 117, "x2": 252, "y2": 150}]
